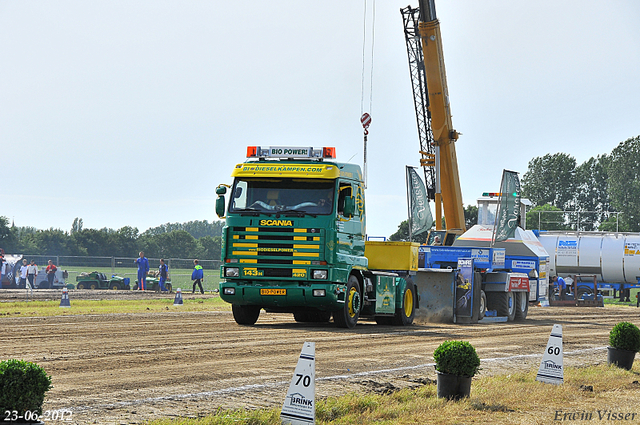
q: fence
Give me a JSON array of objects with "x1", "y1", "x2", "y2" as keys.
[
  {"x1": 17, "y1": 255, "x2": 223, "y2": 292},
  {"x1": 529, "y1": 211, "x2": 621, "y2": 232}
]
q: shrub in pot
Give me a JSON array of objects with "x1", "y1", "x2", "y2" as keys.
[
  {"x1": 0, "y1": 359, "x2": 52, "y2": 423},
  {"x1": 433, "y1": 340, "x2": 480, "y2": 400},
  {"x1": 608, "y1": 321, "x2": 640, "y2": 370}
]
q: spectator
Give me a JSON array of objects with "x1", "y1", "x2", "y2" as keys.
[
  {"x1": 134, "y1": 251, "x2": 149, "y2": 290},
  {"x1": 45, "y1": 260, "x2": 57, "y2": 288},
  {"x1": 26, "y1": 260, "x2": 38, "y2": 289},
  {"x1": 191, "y1": 259, "x2": 204, "y2": 294},
  {"x1": 0, "y1": 255, "x2": 5, "y2": 286},
  {"x1": 158, "y1": 259, "x2": 169, "y2": 293},
  {"x1": 19, "y1": 259, "x2": 28, "y2": 289}
]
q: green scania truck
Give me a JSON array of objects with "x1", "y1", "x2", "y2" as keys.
[{"x1": 215, "y1": 146, "x2": 419, "y2": 328}]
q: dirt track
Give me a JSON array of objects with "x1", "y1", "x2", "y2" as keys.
[{"x1": 2, "y1": 291, "x2": 640, "y2": 424}]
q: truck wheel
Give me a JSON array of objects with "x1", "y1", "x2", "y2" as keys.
[
  {"x1": 77, "y1": 282, "x2": 86, "y2": 290},
  {"x1": 392, "y1": 281, "x2": 416, "y2": 326},
  {"x1": 515, "y1": 292, "x2": 529, "y2": 321},
  {"x1": 489, "y1": 292, "x2": 516, "y2": 321},
  {"x1": 294, "y1": 311, "x2": 332, "y2": 323},
  {"x1": 479, "y1": 290, "x2": 487, "y2": 320},
  {"x1": 333, "y1": 275, "x2": 361, "y2": 329},
  {"x1": 232, "y1": 304, "x2": 261, "y2": 325}
]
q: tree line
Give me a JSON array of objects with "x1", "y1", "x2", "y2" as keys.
[
  {"x1": 389, "y1": 134, "x2": 640, "y2": 240},
  {"x1": 0, "y1": 218, "x2": 224, "y2": 260}
]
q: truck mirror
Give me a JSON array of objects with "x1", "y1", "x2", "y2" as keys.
[
  {"x1": 343, "y1": 196, "x2": 355, "y2": 218},
  {"x1": 216, "y1": 186, "x2": 227, "y2": 195},
  {"x1": 216, "y1": 195, "x2": 226, "y2": 218}
]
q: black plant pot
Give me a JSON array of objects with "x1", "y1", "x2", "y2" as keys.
[
  {"x1": 436, "y1": 371, "x2": 472, "y2": 400},
  {"x1": 608, "y1": 346, "x2": 636, "y2": 370}
]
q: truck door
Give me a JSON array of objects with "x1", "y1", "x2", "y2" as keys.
[{"x1": 337, "y1": 182, "x2": 365, "y2": 257}]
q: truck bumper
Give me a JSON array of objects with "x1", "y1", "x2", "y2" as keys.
[{"x1": 219, "y1": 281, "x2": 345, "y2": 311}]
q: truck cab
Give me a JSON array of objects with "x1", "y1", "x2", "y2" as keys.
[{"x1": 216, "y1": 146, "x2": 418, "y2": 328}]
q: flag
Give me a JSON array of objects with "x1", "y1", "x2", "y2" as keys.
[
  {"x1": 407, "y1": 166, "x2": 434, "y2": 236},
  {"x1": 493, "y1": 170, "x2": 521, "y2": 243}
]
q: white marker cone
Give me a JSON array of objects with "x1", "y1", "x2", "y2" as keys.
[
  {"x1": 536, "y1": 324, "x2": 563, "y2": 385},
  {"x1": 59, "y1": 287, "x2": 71, "y2": 308},
  {"x1": 281, "y1": 342, "x2": 315, "y2": 425},
  {"x1": 173, "y1": 288, "x2": 183, "y2": 305}
]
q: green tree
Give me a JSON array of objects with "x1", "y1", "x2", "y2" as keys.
[
  {"x1": 574, "y1": 155, "x2": 612, "y2": 230},
  {"x1": 0, "y1": 217, "x2": 16, "y2": 251},
  {"x1": 607, "y1": 136, "x2": 640, "y2": 232},
  {"x1": 464, "y1": 205, "x2": 478, "y2": 230},
  {"x1": 196, "y1": 236, "x2": 222, "y2": 260},
  {"x1": 522, "y1": 153, "x2": 576, "y2": 210},
  {"x1": 389, "y1": 220, "x2": 428, "y2": 243}
]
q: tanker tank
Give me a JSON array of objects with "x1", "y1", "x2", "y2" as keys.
[{"x1": 535, "y1": 231, "x2": 640, "y2": 286}]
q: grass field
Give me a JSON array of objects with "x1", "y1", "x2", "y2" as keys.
[{"x1": 146, "y1": 363, "x2": 640, "y2": 424}]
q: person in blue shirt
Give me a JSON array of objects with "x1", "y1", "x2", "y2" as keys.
[
  {"x1": 191, "y1": 259, "x2": 204, "y2": 294},
  {"x1": 134, "y1": 251, "x2": 149, "y2": 291},
  {"x1": 158, "y1": 258, "x2": 169, "y2": 292},
  {"x1": 553, "y1": 275, "x2": 567, "y2": 300}
]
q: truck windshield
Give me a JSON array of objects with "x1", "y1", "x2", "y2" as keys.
[{"x1": 229, "y1": 178, "x2": 335, "y2": 215}]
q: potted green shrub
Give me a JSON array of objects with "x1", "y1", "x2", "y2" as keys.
[
  {"x1": 433, "y1": 340, "x2": 480, "y2": 400},
  {"x1": 0, "y1": 359, "x2": 52, "y2": 424},
  {"x1": 608, "y1": 321, "x2": 640, "y2": 370}
]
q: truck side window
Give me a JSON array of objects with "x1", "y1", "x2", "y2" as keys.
[{"x1": 337, "y1": 183, "x2": 352, "y2": 216}]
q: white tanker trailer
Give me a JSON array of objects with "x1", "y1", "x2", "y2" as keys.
[{"x1": 534, "y1": 230, "x2": 640, "y2": 301}]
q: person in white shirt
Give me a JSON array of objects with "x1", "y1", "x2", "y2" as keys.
[
  {"x1": 19, "y1": 259, "x2": 28, "y2": 289},
  {"x1": 0, "y1": 257, "x2": 6, "y2": 286},
  {"x1": 26, "y1": 260, "x2": 38, "y2": 289}
]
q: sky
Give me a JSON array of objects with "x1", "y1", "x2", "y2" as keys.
[{"x1": 1, "y1": 0, "x2": 639, "y2": 238}]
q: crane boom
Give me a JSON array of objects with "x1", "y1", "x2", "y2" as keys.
[{"x1": 405, "y1": 0, "x2": 465, "y2": 238}]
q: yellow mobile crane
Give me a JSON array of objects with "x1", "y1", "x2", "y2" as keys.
[{"x1": 401, "y1": 0, "x2": 465, "y2": 245}]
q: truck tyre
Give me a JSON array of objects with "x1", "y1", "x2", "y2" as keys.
[
  {"x1": 333, "y1": 275, "x2": 361, "y2": 329},
  {"x1": 77, "y1": 282, "x2": 86, "y2": 290},
  {"x1": 489, "y1": 292, "x2": 516, "y2": 321},
  {"x1": 232, "y1": 304, "x2": 261, "y2": 325},
  {"x1": 479, "y1": 290, "x2": 487, "y2": 320},
  {"x1": 515, "y1": 292, "x2": 529, "y2": 321},
  {"x1": 293, "y1": 311, "x2": 332, "y2": 323},
  {"x1": 392, "y1": 281, "x2": 416, "y2": 326}
]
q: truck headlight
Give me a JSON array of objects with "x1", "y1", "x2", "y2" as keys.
[
  {"x1": 225, "y1": 267, "x2": 240, "y2": 277},
  {"x1": 312, "y1": 289, "x2": 326, "y2": 297},
  {"x1": 312, "y1": 270, "x2": 328, "y2": 280},
  {"x1": 223, "y1": 287, "x2": 236, "y2": 295}
]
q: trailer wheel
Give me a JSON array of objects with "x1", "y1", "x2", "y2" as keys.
[
  {"x1": 333, "y1": 275, "x2": 361, "y2": 329},
  {"x1": 515, "y1": 292, "x2": 529, "y2": 321},
  {"x1": 294, "y1": 311, "x2": 332, "y2": 323},
  {"x1": 479, "y1": 290, "x2": 487, "y2": 320},
  {"x1": 392, "y1": 281, "x2": 416, "y2": 326},
  {"x1": 576, "y1": 287, "x2": 593, "y2": 300},
  {"x1": 232, "y1": 304, "x2": 261, "y2": 325},
  {"x1": 77, "y1": 282, "x2": 86, "y2": 290}
]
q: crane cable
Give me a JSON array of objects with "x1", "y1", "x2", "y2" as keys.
[{"x1": 360, "y1": 0, "x2": 375, "y2": 188}]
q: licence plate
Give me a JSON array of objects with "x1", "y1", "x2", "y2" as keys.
[{"x1": 260, "y1": 288, "x2": 286, "y2": 296}]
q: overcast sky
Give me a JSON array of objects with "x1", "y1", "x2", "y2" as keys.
[{"x1": 2, "y1": 0, "x2": 639, "y2": 238}]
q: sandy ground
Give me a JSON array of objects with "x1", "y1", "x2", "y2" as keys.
[{"x1": 1, "y1": 289, "x2": 639, "y2": 424}]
